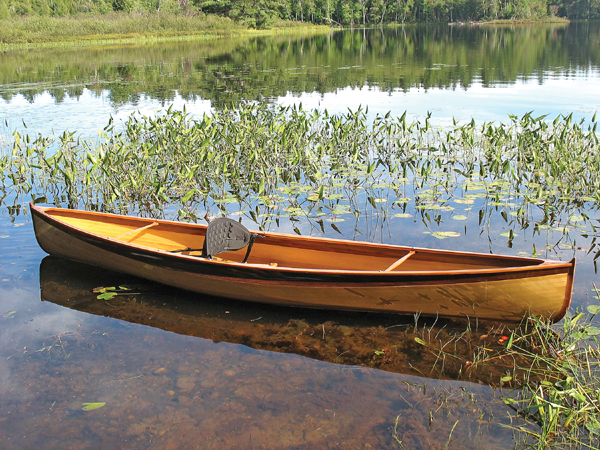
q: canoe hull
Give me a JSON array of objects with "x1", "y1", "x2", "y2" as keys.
[{"x1": 31, "y1": 204, "x2": 575, "y2": 322}]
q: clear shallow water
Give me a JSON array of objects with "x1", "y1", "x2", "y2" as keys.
[
  {"x1": 1, "y1": 210, "x2": 518, "y2": 450},
  {"x1": 1, "y1": 23, "x2": 600, "y2": 448}
]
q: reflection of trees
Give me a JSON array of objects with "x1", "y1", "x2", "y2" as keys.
[{"x1": 0, "y1": 23, "x2": 598, "y2": 108}]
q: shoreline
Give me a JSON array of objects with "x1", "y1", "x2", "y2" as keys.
[
  {"x1": 0, "y1": 14, "x2": 575, "y2": 52},
  {"x1": 0, "y1": 15, "x2": 331, "y2": 51}
]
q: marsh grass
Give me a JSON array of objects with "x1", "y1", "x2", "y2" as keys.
[
  {"x1": 407, "y1": 298, "x2": 600, "y2": 448},
  {"x1": 3, "y1": 105, "x2": 599, "y2": 255},
  {"x1": 0, "y1": 13, "x2": 236, "y2": 43},
  {"x1": 498, "y1": 306, "x2": 600, "y2": 448},
  {"x1": 0, "y1": 14, "x2": 328, "y2": 49}
]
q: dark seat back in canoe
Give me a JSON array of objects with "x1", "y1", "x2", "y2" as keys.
[
  {"x1": 203, "y1": 217, "x2": 252, "y2": 259},
  {"x1": 171, "y1": 217, "x2": 261, "y2": 262}
]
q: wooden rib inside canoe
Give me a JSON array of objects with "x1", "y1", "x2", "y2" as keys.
[{"x1": 30, "y1": 204, "x2": 575, "y2": 322}]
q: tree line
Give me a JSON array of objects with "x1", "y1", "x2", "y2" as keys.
[{"x1": 1, "y1": 0, "x2": 598, "y2": 26}]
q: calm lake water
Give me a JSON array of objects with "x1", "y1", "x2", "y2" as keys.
[{"x1": 1, "y1": 23, "x2": 600, "y2": 449}]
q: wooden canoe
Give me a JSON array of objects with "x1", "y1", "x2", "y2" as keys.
[{"x1": 30, "y1": 203, "x2": 575, "y2": 323}]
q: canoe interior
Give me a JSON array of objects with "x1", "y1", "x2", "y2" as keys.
[{"x1": 46, "y1": 209, "x2": 546, "y2": 273}]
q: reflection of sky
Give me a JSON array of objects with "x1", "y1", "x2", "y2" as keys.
[
  {"x1": 1, "y1": 90, "x2": 213, "y2": 142},
  {"x1": 1, "y1": 75, "x2": 598, "y2": 141},
  {"x1": 278, "y1": 75, "x2": 598, "y2": 126}
]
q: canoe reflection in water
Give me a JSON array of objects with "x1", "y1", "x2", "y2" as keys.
[{"x1": 40, "y1": 256, "x2": 545, "y2": 387}]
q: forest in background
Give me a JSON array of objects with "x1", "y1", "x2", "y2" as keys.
[{"x1": 0, "y1": 0, "x2": 598, "y2": 28}]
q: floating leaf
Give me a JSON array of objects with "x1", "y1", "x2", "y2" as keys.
[
  {"x1": 431, "y1": 231, "x2": 460, "y2": 239},
  {"x1": 452, "y1": 215, "x2": 468, "y2": 221},
  {"x1": 82, "y1": 402, "x2": 106, "y2": 411},
  {"x1": 93, "y1": 286, "x2": 116, "y2": 293},
  {"x1": 330, "y1": 208, "x2": 350, "y2": 215},
  {"x1": 500, "y1": 376, "x2": 513, "y2": 382},
  {"x1": 393, "y1": 213, "x2": 412, "y2": 218},
  {"x1": 587, "y1": 305, "x2": 600, "y2": 315}
]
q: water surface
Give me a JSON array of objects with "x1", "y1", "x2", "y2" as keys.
[{"x1": 1, "y1": 22, "x2": 600, "y2": 449}]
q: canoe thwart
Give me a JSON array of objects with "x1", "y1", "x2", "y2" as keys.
[
  {"x1": 114, "y1": 222, "x2": 159, "y2": 241},
  {"x1": 384, "y1": 251, "x2": 416, "y2": 271}
]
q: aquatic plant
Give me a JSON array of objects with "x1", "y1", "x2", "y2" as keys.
[
  {"x1": 499, "y1": 302, "x2": 600, "y2": 449},
  {"x1": 2, "y1": 105, "x2": 599, "y2": 258}
]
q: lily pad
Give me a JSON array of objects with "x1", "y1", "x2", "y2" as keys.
[
  {"x1": 588, "y1": 305, "x2": 600, "y2": 315},
  {"x1": 454, "y1": 199, "x2": 474, "y2": 204},
  {"x1": 431, "y1": 231, "x2": 461, "y2": 239}
]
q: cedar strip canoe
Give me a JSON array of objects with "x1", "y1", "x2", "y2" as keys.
[{"x1": 30, "y1": 203, "x2": 575, "y2": 323}]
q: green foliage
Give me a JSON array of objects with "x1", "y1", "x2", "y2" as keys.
[
  {"x1": 0, "y1": 0, "x2": 10, "y2": 18},
  {"x1": 3, "y1": 106, "x2": 600, "y2": 250},
  {"x1": 0, "y1": 0, "x2": 595, "y2": 25},
  {"x1": 198, "y1": 0, "x2": 279, "y2": 28},
  {"x1": 500, "y1": 307, "x2": 600, "y2": 448},
  {"x1": 112, "y1": 0, "x2": 137, "y2": 12}
]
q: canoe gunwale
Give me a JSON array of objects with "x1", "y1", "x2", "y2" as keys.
[{"x1": 30, "y1": 204, "x2": 573, "y2": 282}]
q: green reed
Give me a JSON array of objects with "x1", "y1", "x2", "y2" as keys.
[
  {"x1": 409, "y1": 304, "x2": 600, "y2": 449},
  {"x1": 498, "y1": 304, "x2": 600, "y2": 449},
  {"x1": 2, "y1": 105, "x2": 599, "y2": 244}
]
